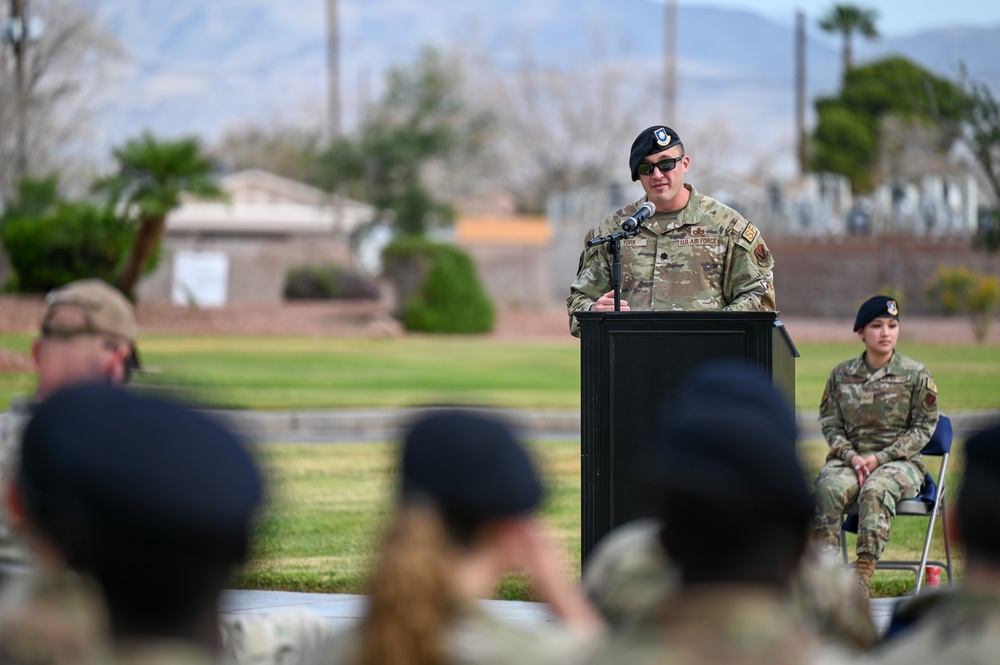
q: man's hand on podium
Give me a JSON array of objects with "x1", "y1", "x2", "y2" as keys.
[{"x1": 593, "y1": 291, "x2": 630, "y2": 312}]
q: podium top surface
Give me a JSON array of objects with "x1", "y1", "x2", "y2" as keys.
[{"x1": 574, "y1": 310, "x2": 781, "y2": 323}]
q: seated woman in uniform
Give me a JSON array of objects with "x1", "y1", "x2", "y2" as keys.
[
  {"x1": 330, "y1": 410, "x2": 603, "y2": 665},
  {"x1": 812, "y1": 295, "x2": 939, "y2": 597}
]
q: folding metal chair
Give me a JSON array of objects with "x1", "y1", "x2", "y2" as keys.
[{"x1": 839, "y1": 414, "x2": 954, "y2": 593}]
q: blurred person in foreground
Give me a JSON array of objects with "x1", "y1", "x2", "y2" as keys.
[
  {"x1": 0, "y1": 384, "x2": 262, "y2": 664},
  {"x1": 566, "y1": 125, "x2": 775, "y2": 337},
  {"x1": 0, "y1": 279, "x2": 141, "y2": 563},
  {"x1": 812, "y1": 296, "x2": 938, "y2": 599},
  {"x1": 325, "y1": 410, "x2": 604, "y2": 665},
  {"x1": 863, "y1": 422, "x2": 1000, "y2": 663},
  {"x1": 583, "y1": 362, "x2": 851, "y2": 665}
]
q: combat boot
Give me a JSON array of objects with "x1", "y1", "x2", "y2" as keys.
[{"x1": 856, "y1": 555, "x2": 877, "y2": 599}]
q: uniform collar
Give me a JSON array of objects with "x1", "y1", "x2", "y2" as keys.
[
  {"x1": 643, "y1": 185, "x2": 699, "y2": 236},
  {"x1": 852, "y1": 351, "x2": 900, "y2": 381}
]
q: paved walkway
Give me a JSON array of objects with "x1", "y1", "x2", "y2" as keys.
[
  {"x1": 220, "y1": 589, "x2": 899, "y2": 635},
  {"x1": 214, "y1": 407, "x2": 1000, "y2": 443}
]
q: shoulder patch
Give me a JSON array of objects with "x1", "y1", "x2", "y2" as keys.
[
  {"x1": 927, "y1": 377, "x2": 938, "y2": 394},
  {"x1": 742, "y1": 223, "x2": 758, "y2": 243},
  {"x1": 754, "y1": 244, "x2": 770, "y2": 266}
]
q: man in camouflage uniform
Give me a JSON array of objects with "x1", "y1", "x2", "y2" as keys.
[
  {"x1": 0, "y1": 279, "x2": 140, "y2": 564},
  {"x1": 567, "y1": 125, "x2": 775, "y2": 336},
  {"x1": 864, "y1": 423, "x2": 1000, "y2": 664},
  {"x1": 813, "y1": 295, "x2": 939, "y2": 597},
  {"x1": 584, "y1": 519, "x2": 877, "y2": 651},
  {"x1": 584, "y1": 362, "x2": 850, "y2": 665}
]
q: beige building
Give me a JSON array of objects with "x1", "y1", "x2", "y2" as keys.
[{"x1": 138, "y1": 170, "x2": 375, "y2": 305}]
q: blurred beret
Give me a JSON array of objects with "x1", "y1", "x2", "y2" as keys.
[
  {"x1": 854, "y1": 294, "x2": 899, "y2": 332},
  {"x1": 961, "y1": 424, "x2": 1000, "y2": 499},
  {"x1": 653, "y1": 361, "x2": 810, "y2": 523},
  {"x1": 629, "y1": 125, "x2": 683, "y2": 181},
  {"x1": 19, "y1": 384, "x2": 263, "y2": 561},
  {"x1": 401, "y1": 410, "x2": 542, "y2": 521}
]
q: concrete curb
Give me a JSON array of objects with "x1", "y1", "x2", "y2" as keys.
[{"x1": 208, "y1": 407, "x2": 1000, "y2": 443}]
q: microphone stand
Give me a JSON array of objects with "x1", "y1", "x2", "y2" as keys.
[{"x1": 586, "y1": 226, "x2": 642, "y2": 312}]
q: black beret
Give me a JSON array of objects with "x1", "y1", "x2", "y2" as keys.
[
  {"x1": 629, "y1": 125, "x2": 683, "y2": 181},
  {"x1": 654, "y1": 361, "x2": 811, "y2": 523},
  {"x1": 401, "y1": 410, "x2": 542, "y2": 521},
  {"x1": 19, "y1": 384, "x2": 263, "y2": 560},
  {"x1": 854, "y1": 294, "x2": 899, "y2": 332},
  {"x1": 961, "y1": 424, "x2": 1000, "y2": 497}
]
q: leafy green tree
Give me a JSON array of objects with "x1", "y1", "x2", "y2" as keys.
[
  {"x1": 1, "y1": 176, "x2": 132, "y2": 292},
  {"x1": 818, "y1": 4, "x2": 879, "y2": 76},
  {"x1": 311, "y1": 48, "x2": 492, "y2": 236},
  {"x1": 926, "y1": 265, "x2": 999, "y2": 343},
  {"x1": 810, "y1": 57, "x2": 969, "y2": 192},
  {"x1": 95, "y1": 132, "x2": 222, "y2": 299}
]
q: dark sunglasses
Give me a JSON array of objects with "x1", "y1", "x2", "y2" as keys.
[{"x1": 636, "y1": 155, "x2": 685, "y2": 176}]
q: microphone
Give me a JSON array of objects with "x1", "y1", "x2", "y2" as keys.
[{"x1": 621, "y1": 202, "x2": 656, "y2": 232}]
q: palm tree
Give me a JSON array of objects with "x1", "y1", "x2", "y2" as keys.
[
  {"x1": 819, "y1": 4, "x2": 879, "y2": 77},
  {"x1": 95, "y1": 133, "x2": 222, "y2": 299}
]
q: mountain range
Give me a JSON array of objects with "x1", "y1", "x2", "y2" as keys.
[{"x1": 84, "y1": 0, "x2": 1000, "y2": 180}]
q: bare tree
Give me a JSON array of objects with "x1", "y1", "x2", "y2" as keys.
[
  {"x1": 0, "y1": 0, "x2": 122, "y2": 202},
  {"x1": 213, "y1": 121, "x2": 322, "y2": 182},
  {"x1": 461, "y1": 34, "x2": 641, "y2": 213}
]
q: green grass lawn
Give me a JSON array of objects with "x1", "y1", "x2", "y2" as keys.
[
  {"x1": 0, "y1": 333, "x2": 984, "y2": 599},
  {"x1": 3, "y1": 333, "x2": 999, "y2": 412},
  {"x1": 236, "y1": 437, "x2": 961, "y2": 600},
  {"x1": 236, "y1": 439, "x2": 583, "y2": 601}
]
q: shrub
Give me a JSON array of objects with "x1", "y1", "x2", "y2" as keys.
[
  {"x1": 402, "y1": 244, "x2": 494, "y2": 334},
  {"x1": 926, "y1": 265, "x2": 1000, "y2": 343},
  {"x1": 283, "y1": 264, "x2": 380, "y2": 301},
  {"x1": 381, "y1": 235, "x2": 444, "y2": 319},
  {"x1": 2, "y1": 202, "x2": 133, "y2": 293}
]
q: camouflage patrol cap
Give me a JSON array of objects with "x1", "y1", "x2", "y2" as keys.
[
  {"x1": 42, "y1": 279, "x2": 141, "y2": 370},
  {"x1": 653, "y1": 361, "x2": 811, "y2": 523},
  {"x1": 629, "y1": 125, "x2": 683, "y2": 181},
  {"x1": 401, "y1": 410, "x2": 542, "y2": 521},
  {"x1": 853, "y1": 294, "x2": 899, "y2": 332}
]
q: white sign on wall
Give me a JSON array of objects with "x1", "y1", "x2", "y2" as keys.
[{"x1": 171, "y1": 251, "x2": 229, "y2": 308}]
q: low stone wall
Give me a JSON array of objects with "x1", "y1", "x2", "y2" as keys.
[{"x1": 767, "y1": 236, "x2": 1000, "y2": 317}]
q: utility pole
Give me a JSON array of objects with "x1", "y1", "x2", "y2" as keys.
[
  {"x1": 10, "y1": 0, "x2": 28, "y2": 183},
  {"x1": 664, "y1": 0, "x2": 677, "y2": 123},
  {"x1": 325, "y1": 0, "x2": 340, "y2": 142},
  {"x1": 795, "y1": 10, "x2": 807, "y2": 177}
]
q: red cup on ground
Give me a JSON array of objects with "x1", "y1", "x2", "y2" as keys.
[{"x1": 925, "y1": 565, "x2": 942, "y2": 588}]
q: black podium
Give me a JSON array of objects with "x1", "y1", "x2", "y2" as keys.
[{"x1": 575, "y1": 310, "x2": 799, "y2": 562}]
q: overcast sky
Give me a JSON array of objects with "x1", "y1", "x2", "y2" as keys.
[{"x1": 672, "y1": 0, "x2": 1000, "y2": 36}]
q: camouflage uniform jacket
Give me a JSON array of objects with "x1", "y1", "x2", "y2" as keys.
[
  {"x1": 819, "y1": 351, "x2": 939, "y2": 475},
  {"x1": 325, "y1": 600, "x2": 595, "y2": 665},
  {"x1": 566, "y1": 186, "x2": 776, "y2": 336},
  {"x1": 864, "y1": 587, "x2": 1000, "y2": 665},
  {"x1": 584, "y1": 519, "x2": 876, "y2": 651},
  {"x1": 0, "y1": 567, "x2": 114, "y2": 664},
  {"x1": 583, "y1": 586, "x2": 850, "y2": 665},
  {"x1": 0, "y1": 397, "x2": 33, "y2": 563}
]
